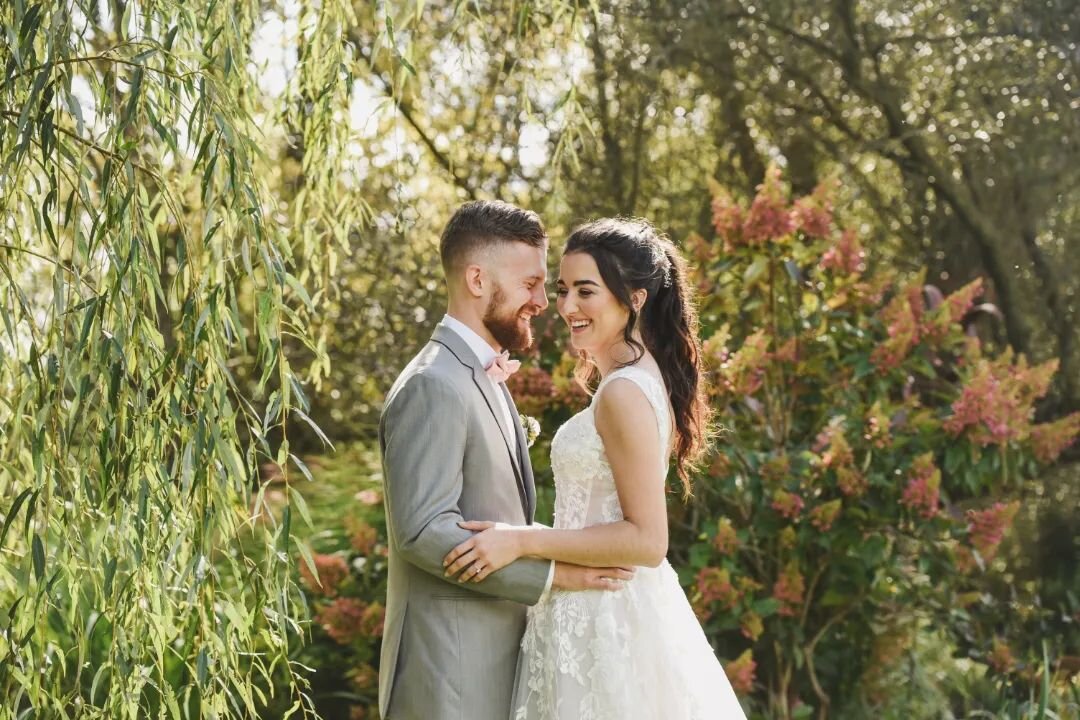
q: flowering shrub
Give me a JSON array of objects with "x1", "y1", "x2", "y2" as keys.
[{"x1": 677, "y1": 167, "x2": 1079, "y2": 717}]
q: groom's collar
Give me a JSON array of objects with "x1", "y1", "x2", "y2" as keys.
[{"x1": 438, "y1": 314, "x2": 500, "y2": 370}]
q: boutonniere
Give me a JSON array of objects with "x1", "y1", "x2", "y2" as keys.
[{"x1": 520, "y1": 413, "x2": 541, "y2": 448}]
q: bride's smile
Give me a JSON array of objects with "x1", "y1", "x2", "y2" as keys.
[{"x1": 556, "y1": 251, "x2": 646, "y2": 374}]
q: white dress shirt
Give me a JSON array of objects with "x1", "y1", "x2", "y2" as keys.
[{"x1": 441, "y1": 313, "x2": 554, "y2": 594}]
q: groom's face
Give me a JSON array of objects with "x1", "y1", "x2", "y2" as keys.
[{"x1": 482, "y1": 240, "x2": 549, "y2": 352}]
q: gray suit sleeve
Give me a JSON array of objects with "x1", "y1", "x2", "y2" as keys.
[{"x1": 381, "y1": 373, "x2": 552, "y2": 605}]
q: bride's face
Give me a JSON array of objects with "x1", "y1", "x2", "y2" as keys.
[{"x1": 556, "y1": 251, "x2": 631, "y2": 357}]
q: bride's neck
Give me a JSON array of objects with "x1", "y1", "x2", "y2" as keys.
[{"x1": 594, "y1": 334, "x2": 646, "y2": 378}]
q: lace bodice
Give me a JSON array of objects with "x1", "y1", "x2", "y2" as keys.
[{"x1": 549, "y1": 366, "x2": 672, "y2": 530}]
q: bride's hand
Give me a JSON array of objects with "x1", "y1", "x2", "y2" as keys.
[{"x1": 443, "y1": 521, "x2": 523, "y2": 583}]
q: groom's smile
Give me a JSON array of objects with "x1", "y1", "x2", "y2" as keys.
[{"x1": 481, "y1": 242, "x2": 549, "y2": 352}]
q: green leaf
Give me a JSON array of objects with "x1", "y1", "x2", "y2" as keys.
[
  {"x1": 295, "y1": 539, "x2": 319, "y2": 587},
  {"x1": 196, "y1": 647, "x2": 209, "y2": 687},
  {"x1": 752, "y1": 597, "x2": 781, "y2": 617},
  {"x1": 287, "y1": 486, "x2": 313, "y2": 529},
  {"x1": 743, "y1": 255, "x2": 769, "y2": 287},
  {"x1": 0, "y1": 488, "x2": 34, "y2": 550},
  {"x1": 19, "y1": 4, "x2": 43, "y2": 45},
  {"x1": 291, "y1": 408, "x2": 333, "y2": 450},
  {"x1": 31, "y1": 533, "x2": 45, "y2": 581}
]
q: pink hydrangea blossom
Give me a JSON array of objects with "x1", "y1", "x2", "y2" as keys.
[
  {"x1": 713, "y1": 518, "x2": 739, "y2": 555},
  {"x1": 771, "y1": 489, "x2": 805, "y2": 520},
  {"x1": 1029, "y1": 412, "x2": 1080, "y2": 464},
  {"x1": 299, "y1": 553, "x2": 349, "y2": 597},
  {"x1": 725, "y1": 649, "x2": 757, "y2": 695},
  {"x1": 742, "y1": 166, "x2": 794, "y2": 244},
  {"x1": 773, "y1": 561, "x2": 805, "y2": 616},
  {"x1": 809, "y1": 499, "x2": 842, "y2": 531},
  {"x1": 945, "y1": 355, "x2": 1058, "y2": 445},
  {"x1": 900, "y1": 453, "x2": 941, "y2": 519},
  {"x1": 697, "y1": 567, "x2": 740, "y2": 610},
  {"x1": 967, "y1": 501, "x2": 1020, "y2": 561}
]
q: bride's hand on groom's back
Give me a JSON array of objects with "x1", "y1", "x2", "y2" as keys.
[{"x1": 551, "y1": 562, "x2": 634, "y2": 592}]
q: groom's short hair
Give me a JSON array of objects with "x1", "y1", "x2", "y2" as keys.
[{"x1": 440, "y1": 200, "x2": 547, "y2": 274}]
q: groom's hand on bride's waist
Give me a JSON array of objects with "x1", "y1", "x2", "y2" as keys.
[{"x1": 551, "y1": 562, "x2": 634, "y2": 592}]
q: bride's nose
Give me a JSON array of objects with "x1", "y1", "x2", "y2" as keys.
[{"x1": 557, "y1": 293, "x2": 574, "y2": 316}]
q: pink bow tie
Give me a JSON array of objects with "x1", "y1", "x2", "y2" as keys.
[{"x1": 485, "y1": 351, "x2": 521, "y2": 384}]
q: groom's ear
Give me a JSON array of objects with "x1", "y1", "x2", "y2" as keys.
[{"x1": 464, "y1": 263, "x2": 486, "y2": 298}]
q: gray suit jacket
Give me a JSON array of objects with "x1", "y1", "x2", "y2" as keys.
[{"x1": 378, "y1": 321, "x2": 553, "y2": 720}]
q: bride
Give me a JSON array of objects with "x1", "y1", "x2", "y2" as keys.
[{"x1": 442, "y1": 218, "x2": 747, "y2": 719}]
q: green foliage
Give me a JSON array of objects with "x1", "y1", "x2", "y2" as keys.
[{"x1": 0, "y1": 0, "x2": 354, "y2": 715}]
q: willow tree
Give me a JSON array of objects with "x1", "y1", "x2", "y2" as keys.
[{"x1": 0, "y1": 0, "x2": 373, "y2": 715}]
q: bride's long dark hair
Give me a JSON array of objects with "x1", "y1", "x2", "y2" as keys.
[{"x1": 565, "y1": 218, "x2": 710, "y2": 495}]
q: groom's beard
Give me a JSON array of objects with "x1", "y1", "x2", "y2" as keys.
[{"x1": 483, "y1": 284, "x2": 536, "y2": 352}]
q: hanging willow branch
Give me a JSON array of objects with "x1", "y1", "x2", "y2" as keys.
[{"x1": 0, "y1": 0, "x2": 358, "y2": 716}]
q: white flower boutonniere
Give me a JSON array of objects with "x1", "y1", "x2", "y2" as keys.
[{"x1": 520, "y1": 413, "x2": 541, "y2": 448}]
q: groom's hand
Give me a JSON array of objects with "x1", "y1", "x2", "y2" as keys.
[{"x1": 551, "y1": 562, "x2": 634, "y2": 592}]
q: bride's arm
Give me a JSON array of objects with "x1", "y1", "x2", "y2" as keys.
[{"x1": 443, "y1": 379, "x2": 668, "y2": 582}]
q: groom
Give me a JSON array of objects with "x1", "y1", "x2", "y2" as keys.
[{"x1": 378, "y1": 201, "x2": 630, "y2": 720}]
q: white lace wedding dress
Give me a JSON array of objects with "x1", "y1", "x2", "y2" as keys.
[{"x1": 510, "y1": 366, "x2": 746, "y2": 719}]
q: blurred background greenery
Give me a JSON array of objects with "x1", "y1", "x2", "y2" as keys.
[{"x1": 2, "y1": 0, "x2": 1078, "y2": 718}]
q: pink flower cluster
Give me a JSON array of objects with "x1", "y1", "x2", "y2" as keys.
[
  {"x1": 792, "y1": 180, "x2": 836, "y2": 238},
  {"x1": 743, "y1": 167, "x2": 795, "y2": 244},
  {"x1": 299, "y1": 553, "x2": 349, "y2": 597},
  {"x1": 771, "y1": 489, "x2": 804, "y2": 520},
  {"x1": 816, "y1": 421, "x2": 854, "y2": 468},
  {"x1": 713, "y1": 518, "x2": 739, "y2": 555},
  {"x1": 870, "y1": 282, "x2": 924, "y2": 371},
  {"x1": 863, "y1": 401, "x2": 892, "y2": 449},
  {"x1": 773, "y1": 561, "x2": 805, "y2": 617},
  {"x1": 348, "y1": 519, "x2": 379, "y2": 555},
  {"x1": 809, "y1": 499, "x2": 842, "y2": 531},
  {"x1": 1029, "y1": 412, "x2": 1080, "y2": 464},
  {"x1": 900, "y1": 453, "x2": 941, "y2": 519},
  {"x1": 316, "y1": 598, "x2": 384, "y2": 645},
  {"x1": 710, "y1": 167, "x2": 836, "y2": 250},
  {"x1": 967, "y1": 501, "x2": 1020, "y2": 561},
  {"x1": 812, "y1": 421, "x2": 868, "y2": 497},
  {"x1": 349, "y1": 663, "x2": 378, "y2": 690},
  {"x1": 740, "y1": 611, "x2": 764, "y2": 641},
  {"x1": 697, "y1": 567, "x2": 741, "y2": 610},
  {"x1": 725, "y1": 649, "x2": 757, "y2": 695},
  {"x1": 820, "y1": 229, "x2": 865, "y2": 275},
  {"x1": 316, "y1": 597, "x2": 366, "y2": 644},
  {"x1": 506, "y1": 366, "x2": 556, "y2": 416},
  {"x1": 922, "y1": 278, "x2": 984, "y2": 341},
  {"x1": 759, "y1": 453, "x2": 791, "y2": 485},
  {"x1": 836, "y1": 467, "x2": 867, "y2": 497},
  {"x1": 944, "y1": 355, "x2": 1058, "y2": 445},
  {"x1": 718, "y1": 329, "x2": 770, "y2": 396}
]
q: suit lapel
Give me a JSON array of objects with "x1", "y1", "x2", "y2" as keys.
[
  {"x1": 501, "y1": 383, "x2": 536, "y2": 522},
  {"x1": 432, "y1": 324, "x2": 530, "y2": 517}
]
